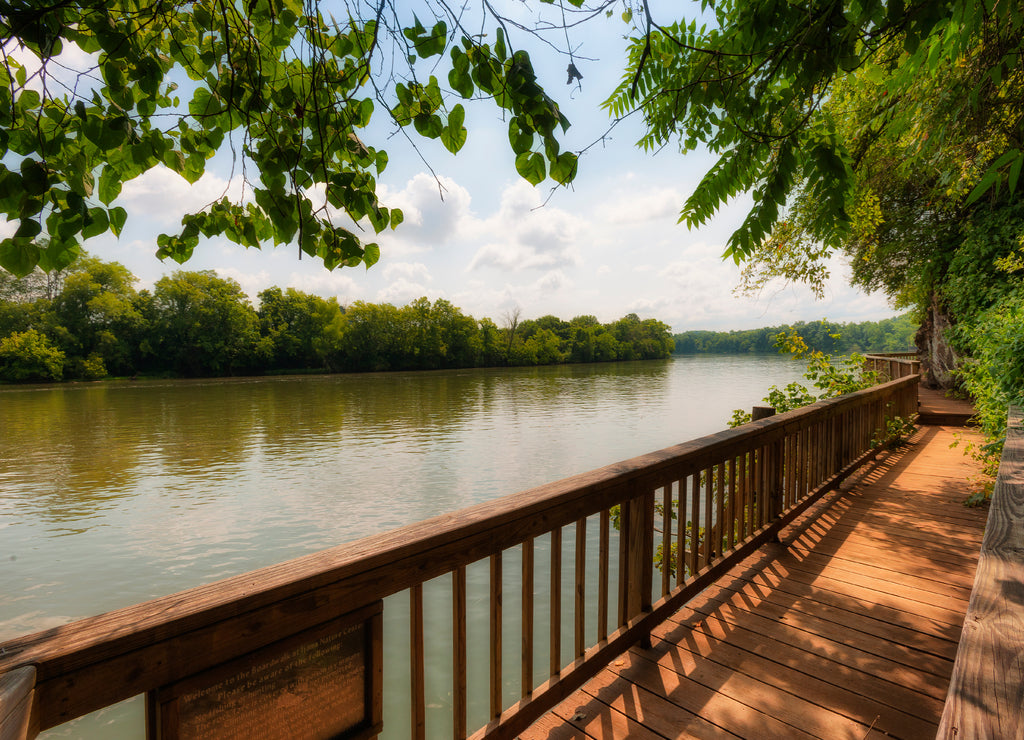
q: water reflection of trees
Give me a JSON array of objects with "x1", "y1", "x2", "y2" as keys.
[{"x1": 0, "y1": 363, "x2": 673, "y2": 526}]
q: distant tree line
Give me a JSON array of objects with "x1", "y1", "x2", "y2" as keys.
[
  {"x1": 672, "y1": 316, "x2": 916, "y2": 356},
  {"x1": 0, "y1": 256, "x2": 675, "y2": 382}
]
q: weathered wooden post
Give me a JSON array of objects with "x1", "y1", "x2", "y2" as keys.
[
  {"x1": 0, "y1": 666, "x2": 38, "y2": 740},
  {"x1": 622, "y1": 483, "x2": 655, "y2": 648},
  {"x1": 749, "y1": 407, "x2": 786, "y2": 539}
]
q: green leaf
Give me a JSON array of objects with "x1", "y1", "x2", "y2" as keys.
[
  {"x1": 508, "y1": 119, "x2": 533, "y2": 154},
  {"x1": 0, "y1": 238, "x2": 40, "y2": 277},
  {"x1": 448, "y1": 61, "x2": 474, "y2": 99},
  {"x1": 441, "y1": 104, "x2": 467, "y2": 153},
  {"x1": 109, "y1": 206, "x2": 128, "y2": 236},
  {"x1": 82, "y1": 207, "x2": 110, "y2": 239},
  {"x1": 20, "y1": 159, "x2": 48, "y2": 195},
  {"x1": 515, "y1": 151, "x2": 545, "y2": 185},
  {"x1": 363, "y1": 242, "x2": 380, "y2": 268},
  {"x1": 1009, "y1": 156, "x2": 1023, "y2": 194},
  {"x1": 413, "y1": 113, "x2": 443, "y2": 139},
  {"x1": 38, "y1": 239, "x2": 80, "y2": 272},
  {"x1": 98, "y1": 168, "x2": 122, "y2": 205},
  {"x1": 550, "y1": 152, "x2": 578, "y2": 184},
  {"x1": 966, "y1": 169, "x2": 1000, "y2": 205}
]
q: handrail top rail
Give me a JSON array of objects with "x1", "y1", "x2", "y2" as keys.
[
  {"x1": 0, "y1": 375, "x2": 918, "y2": 682},
  {"x1": 864, "y1": 352, "x2": 918, "y2": 362}
]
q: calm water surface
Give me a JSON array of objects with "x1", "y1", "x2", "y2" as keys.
[{"x1": 0, "y1": 356, "x2": 806, "y2": 737}]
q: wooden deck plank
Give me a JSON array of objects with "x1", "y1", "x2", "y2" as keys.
[
  {"x1": 726, "y1": 563, "x2": 967, "y2": 644},
  {"x1": 709, "y1": 570, "x2": 963, "y2": 659},
  {"x1": 641, "y1": 617, "x2": 939, "y2": 738},
  {"x1": 918, "y1": 388, "x2": 976, "y2": 426},
  {"x1": 668, "y1": 607, "x2": 946, "y2": 722},
  {"x1": 528, "y1": 425, "x2": 987, "y2": 738}
]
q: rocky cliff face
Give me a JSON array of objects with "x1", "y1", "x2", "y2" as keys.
[{"x1": 915, "y1": 292, "x2": 960, "y2": 389}]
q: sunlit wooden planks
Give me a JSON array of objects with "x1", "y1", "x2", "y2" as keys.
[{"x1": 530, "y1": 424, "x2": 987, "y2": 740}]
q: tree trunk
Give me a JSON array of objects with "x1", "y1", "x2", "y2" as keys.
[{"x1": 915, "y1": 292, "x2": 960, "y2": 389}]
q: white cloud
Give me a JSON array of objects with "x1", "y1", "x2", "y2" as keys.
[
  {"x1": 600, "y1": 185, "x2": 686, "y2": 225},
  {"x1": 119, "y1": 167, "x2": 244, "y2": 228},
  {"x1": 374, "y1": 261, "x2": 437, "y2": 304},
  {"x1": 383, "y1": 262, "x2": 433, "y2": 284},
  {"x1": 285, "y1": 271, "x2": 363, "y2": 305},
  {"x1": 211, "y1": 266, "x2": 273, "y2": 302},
  {"x1": 379, "y1": 174, "x2": 473, "y2": 247},
  {"x1": 467, "y1": 181, "x2": 584, "y2": 272},
  {"x1": 376, "y1": 278, "x2": 439, "y2": 305}
]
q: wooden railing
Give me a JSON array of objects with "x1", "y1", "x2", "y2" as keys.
[
  {"x1": 0, "y1": 376, "x2": 919, "y2": 740},
  {"x1": 865, "y1": 352, "x2": 920, "y2": 381},
  {"x1": 938, "y1": 404, "x2": 1024, "y2": 738}
]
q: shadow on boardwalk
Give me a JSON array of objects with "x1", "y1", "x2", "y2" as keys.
[{"x1": 525, "y1": 425, "x2": 988, "y2": 740}]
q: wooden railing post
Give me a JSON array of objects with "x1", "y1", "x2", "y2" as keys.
[
  {"x1": 623, "y1": 486, "x2": 655, "y2": 647},
  {"x1": 768, "y1": 437, "x2": 784, "y2": 540},
  {"x1": 0, "y1": 666, "x2": 37, "y2": 740}
]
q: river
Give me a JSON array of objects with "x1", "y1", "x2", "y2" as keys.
[{"x1": 0, "y1": 355, "x2": 807, "y2": 738}]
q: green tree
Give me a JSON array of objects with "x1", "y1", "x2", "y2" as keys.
[
  {"x1": 607, "y1": 0, "x2": 1023, "y2": 261},
  {"x1": 149, "y1": 270, "x2": 260, "y2": 376},
  {"x1": 0, "y1": 328, "x2": 64, "y2": 381},
  {"x1": 51, "y1": 256, "x2": 143, "y2": 377},
  {"x1": 0, "y1": 0, "x2": 579, "y2": 276},
  {"x1": 257, "y1": 286, "x2": 343, "y2": 370},
  {"x1": 334, "y1": 301, "x2": 404, "y2": 372}
]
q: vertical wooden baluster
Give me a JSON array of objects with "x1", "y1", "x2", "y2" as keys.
[
  {"x1": 759, "y1": 445, "x2": 769, "y2": 527},
  {"x1": 786, "y1": 435, "x2": 795, "y2": 508},
  {"x1": 453, "y1": 566, "x2": 467, "y2": 740},
  {"x1": 753, "y1": 448, "x2": 762, "y2": 528},
  {"x1": 550, "y1": 526, "x2": 562, "y2": 677},
  {"x1": 702, "y1": 467, "x2": 713, "y2": 568},
  {"x1": 799, "y1": 427, "x2": 808, "y2": 499},
  {"x1": 727, "y1": 458, "x2": 737, "y2": 550},
  {"x1": 689, "y1": 472, "x2": 699, "y2": 579},
  {"x1": 715, "y1": 462, "x2": 725, "y2": 561},
  {"x1": 489, "y1": 553, "x2": 502, "y2": 720},
  {"x1": 521, "y1": 538, "x2": 534, "y2": 698},
  {"x1": 411, "y1": 585, "x2": 425, "y2": 740},
  {"x1": 574, "y1": 518, "x2": 586, "y2": 658},
  {"x1": 741, "y1": 452, "x2": 749, "y2": 540},
  {"x1": 598, "y1": 509, "x2": 609, "y2": 641},
  {"x1": 825, "y1": 418, "x2": 832, "y2": 479},
  {"x1": 661, "y1": 485, "x2": 671, "y2": 596},
  {"x1": 675, "y1": 480, "x2": 685, "y2": 586},
  {"x1": 617, "y1": 504, "x2": 629, "y2": 628},
  {"x1": 816, "y1": 421, "x2": 824, "y2": 487}
]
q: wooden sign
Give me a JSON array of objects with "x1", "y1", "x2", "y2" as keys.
[{"x1": 148, "y1": 602, "x2": 382, "y2": 740}]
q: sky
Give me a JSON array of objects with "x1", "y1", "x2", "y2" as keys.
[{"x1": 10, "y1": 1, "x2": 899, "y2": 333}]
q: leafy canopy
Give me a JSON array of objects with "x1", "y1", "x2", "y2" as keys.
[
  {"x1": 0, "y1": 0, "x2": 585, "y2": 276},
  {"x1": 606, "y1": 0, "x2": 1024, "y2": 262},
  {"x1": 5, "y1": 0, "x2": 1021, "y2": 279}
]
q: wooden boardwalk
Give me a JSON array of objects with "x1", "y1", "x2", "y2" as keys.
[
  {"x1": 523, "y1": 424, "x2": 988, "y2": 740},
  {"x1": 918, "y1": 388, "x2": 976, "y2": 426}
]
